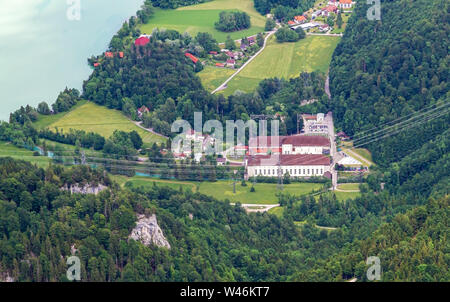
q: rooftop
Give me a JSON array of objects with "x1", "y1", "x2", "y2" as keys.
[{"x1": 247, "y1": 154, "x2": 331, "y2": 166}]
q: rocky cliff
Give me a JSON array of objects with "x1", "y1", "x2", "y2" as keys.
[
  {"x1": 129, "y1": 214, "x2": 171, "y2": 249},
  {"x1": 61, "y1": 184, "x2": 108, "y2": 195}
]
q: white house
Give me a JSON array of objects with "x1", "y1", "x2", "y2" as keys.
[
  {"x1": 339, "y1": 0, "x2": 354, "y2": 9},
  {"x1": 246, "y1": 154, "x2": 331, "y2": 178}
]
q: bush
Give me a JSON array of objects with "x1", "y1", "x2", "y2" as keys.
[{"x1": 275, "y1": 27, "x2": 299, "y2": 42}]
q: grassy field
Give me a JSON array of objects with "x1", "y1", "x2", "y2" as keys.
[
  {"x1": 140, "y1": 0, "x2": 266, "y2": 42},
  {"x1": 337, "y1": 183, "x2": 361, "y2": 191},
  {"x1": 353, "y1": 148, "x2": 373, "y2": 163},
  {"x1": 0, "y1": 141, "x2": 51, "y2": 167},
  {"x1": 197, "y1": 66, "x2": 236, "y2": 92},
  {"x1": 45, "y1": 102, "x2": 166, "y2": 146},
  {"x1": 219, "y1": 35, "x2": 341, "y2": 96},
  {"x1": 123, "y1": 176, "x2": 324, "y2": 204}
]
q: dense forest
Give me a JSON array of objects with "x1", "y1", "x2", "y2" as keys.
[
  {"x1": 328, "y1": 0, "x2": 449, "y2": 166},
  {"x1": 0, "y1": 0, "x2": 448, "y2": 282}
]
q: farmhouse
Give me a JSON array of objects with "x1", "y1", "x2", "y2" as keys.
[
  {"x1": 185, "y1": 53, "x2": 199, "y2": 64},
  {"x1": 246, "y1": 154, "x2": 331, "y2": 178},
  {"x1": 137, "y1": 105, "x2": 150, "y2": 118},
  {"x1": 226, "y1": 59, "x2": 235, "y2": 67},
  {"x1": 247, "y1": 36, "x2": 256, "y2": 45},
  {"x1": 294, "y1": 15, "x2": 307, "y2": 24},
  {"x1": 134, "y1": 36, "x2": 150, "y2": 46},
  {"x1": 339, "y1": 0, "x2": 354, "y2": 9}
]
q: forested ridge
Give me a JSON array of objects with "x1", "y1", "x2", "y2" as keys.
[{"x1": 328, "y1": 0, "x2": 449, "y2": 166}]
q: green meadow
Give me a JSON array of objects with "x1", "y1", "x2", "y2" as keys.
[
  {"x1": 123, "y1": 176, "x2": 325, "y2": 204},
  {"x1": 197, "y1": 65, "x2": 236, "y2": 92},
  {"x1": 139, "y1": 0, "x2": 266, "y2": 42},
  {"x1": 219, "y1": 35, "x2": 341, "y2": 96},
  {"x1": 0, "y1": 141, "x2": 51, "y2": 167},
  {"x1": 43, "y1": 101, "x2": 166, "y2": 146}
]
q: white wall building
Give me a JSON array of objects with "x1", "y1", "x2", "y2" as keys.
[
  {"x1": 281, "y1": 135, "x2": 330, "y2": 155},
  {"x1": 246, "y1": 154, "x2": 331, "y2": 178}
]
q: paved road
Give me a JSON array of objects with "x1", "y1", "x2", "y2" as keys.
[
  {"x1": 324, "y1": 113, "x2": 338, "y2": 190},
  {"x1": 211, "y1": 30, "x2": 277, "y2": 94},
  {"x1": 133, "y1": 121, "x2": 169, "y2": 139}
]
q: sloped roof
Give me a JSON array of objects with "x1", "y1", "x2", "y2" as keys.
[
  {"x1": 135, "y1": 36, "x2": 150, "y2": 46},
  {"x1": 281, "y1": 135, "x2": 330, "y2": 147},
  {"x1": 247, "y1": 154, "x2": 330, "y2": 166}
]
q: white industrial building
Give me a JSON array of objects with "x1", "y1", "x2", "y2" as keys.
[{"x1": 246, "y1": 154, "x2": 331, "y2": 178}]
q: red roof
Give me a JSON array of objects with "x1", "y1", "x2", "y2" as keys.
[
  {"x1": 247, "y1": 154, "x2": 330, "y2": 166},
  {"x1": 185, "y1": 52, "x2": 199, "y2": 64},
  {"x1": 249, "y1": 136, "x2": 286, "y2": 148},
  {"x1": 135, "y1": 36, "x2": 150, "y2": 46},
  {"x1": 138, "y1": 105, "x2": 149, "y2": 113},
  {"x1": 105, "y1": 52, "x2": 113, "y2": 58},
  {"x1": 281, "y1": 135, "x2": 330, "y2": 147}
]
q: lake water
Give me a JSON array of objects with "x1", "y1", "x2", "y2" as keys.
[{"x1": 0, "y1": 0, "x2": 143, "y2": 121}]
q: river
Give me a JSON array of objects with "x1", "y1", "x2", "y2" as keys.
[{"x1": 0, "y1": 0, "x2": 143, "y2": 121}]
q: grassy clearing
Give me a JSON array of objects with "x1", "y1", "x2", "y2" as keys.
[
  {"x1": 353, "y1": 148, "x2": 373, "y2": 163},
  {"x1": 198, "y1": 66, "x2": 236, "y2": 92},
  {"x1": 338, "y1": 183, "x2": 361, "y2": 191},
  {"x1": 220, "y1": 35, "x2": 340, "y2": 96},
  {"x1": 268, "y1": 206, "x2": 284, "y2": 218},
  {"x1": 46, "y1": 102, "x2": 166, "y2": 146},
  {"x1": 124, "y1": 176, "x2": 324, "y2": 204},
  {"x1": 34, "y1": 101, "x2": 88, "y2": 129},
  {"x1": 0, "y1": 141, "x2": 51, "y2": 167},
  {"x1": 140, "y1": 0, "x2": 266, "y2": 42}
]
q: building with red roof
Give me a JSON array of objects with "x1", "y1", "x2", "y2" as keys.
[
  {"x1": 134, "y1": 36, "x2": 150, "y2": 46},
  {"x1": 185, "y1": 53, "x2": 199, "y2": 64},
  {"x1": 294, "y1": 15, "x2": 307, "y2": 23}
]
